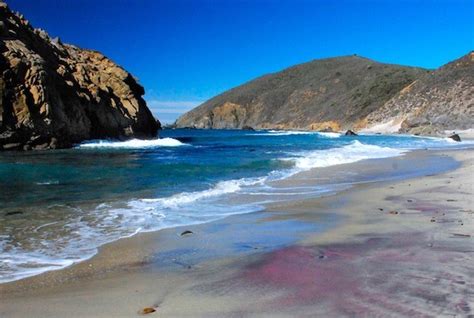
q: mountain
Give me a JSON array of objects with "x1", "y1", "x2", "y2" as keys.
[
  {"x1": 366, "y1": 51, "x2": 474, "y2": 135},
  {"x1": 176, "y1": 55, "x2": 426, "y2": 131},
  {"x1": 176, "y1": 52, "x2": 473, "y2": 135},
  {"x1": 0, "y1": 2, "x2": 160, "y2": 150}
]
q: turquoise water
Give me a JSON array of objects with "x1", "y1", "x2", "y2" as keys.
[{"x1": 0, "y1": 129, "x2": 471, "y2": 282}]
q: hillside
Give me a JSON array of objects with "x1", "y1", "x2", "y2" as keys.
[
  {"x1": 366, "y1": 51, "x2": 474, "y2": 135},
  {"x1": 0, "y1": 2, "x2": 160, "y2": 150},
  {"x1": 176, "y1": 55, "x2": 426, "y2": 131}
]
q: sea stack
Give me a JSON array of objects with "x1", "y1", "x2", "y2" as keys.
[{"x1": 0, "y1": 2, "x2": 160, "y2": 150}]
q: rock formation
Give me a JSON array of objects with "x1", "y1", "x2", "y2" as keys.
[
  {"x1": 0, "y1": 2, "x2": 160, "y2": 150},
  {"x1": 176, "y1": 55, "x2": 425, "y2": 131}
]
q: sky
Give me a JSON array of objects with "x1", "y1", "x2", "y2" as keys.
[{"x1": 7, "y1": 0, "x2": 474, "y2": 123}]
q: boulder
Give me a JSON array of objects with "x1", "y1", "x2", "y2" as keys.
[{"x1": 344, "y1": 130, "x2": 358, "y2": 136}]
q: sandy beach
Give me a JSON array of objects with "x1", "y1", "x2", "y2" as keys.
[
  {"x1": 1, "y1": 148, "x2": 473, "y2": 317},
  {"x1": 1, "y1": 1, "x2": 473, "y2": 317}
]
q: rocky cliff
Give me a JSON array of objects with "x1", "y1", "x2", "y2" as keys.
[
  {"x1": 0, "y1": 2, "x2": 160, "y2": 150},
  {"x1": 176, "y1": 55, "x2": 426, "y2": 131},
  {"x1": 366, "y1": 52, "x2": 474, "y2": 135}
]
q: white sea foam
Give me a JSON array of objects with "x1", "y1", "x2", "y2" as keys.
[
  {"x1": 315, "y1": 132, "x2": 341, "y2": 138},
  {"x1": 77, "y1": 137, "x2": 186, "y2": 149},
  {"x1": 256, "y1": 130, "x2": 317, "y2": 136},
  {"x1": 36, "y1": 180, "x2": 59, "y2": 185},
  {"x1": 252, "y1": 130, "x2": 342, "y2": 138},
  {"x1": 0, "y1": 253, "x2": 76, "y2": 283},
  {"x1": 285, "y1": 140, "x2": 405, "y2": 171},
  {"x1": 140, "y1": 177, "x2": 267, "y2": 208}
]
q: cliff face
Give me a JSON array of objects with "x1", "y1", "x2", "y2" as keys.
[
  {"x1": 366, "y1": 52, "x2": 474, "y2": 135},
  {"x1": 176, "y1": 56, "x2": 426, "y2": 131},
  {"x1": 0, "y1": 3, "x2": 160, "y2": 150}
]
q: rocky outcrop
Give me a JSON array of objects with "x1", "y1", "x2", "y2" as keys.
[
  {"x1": 366, "y1": 52, "x2": 474, "y2": 135},
  {"x1": 0, "y1": 2, "x2": 160, "y2": 150},
  {"x1": 176, "y1": 55, "x2": 425, "y2": 130}
]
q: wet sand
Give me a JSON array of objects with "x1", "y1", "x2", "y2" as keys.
[{"x1": 0, "y1": 149, "x2": 473, "y2": 317}]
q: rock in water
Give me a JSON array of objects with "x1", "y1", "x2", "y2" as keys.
[
  {"x1": 345, "y1": 130, "x2": 358, "y2": 136},
  {"x1": 449, "y1": 133, "x2": 461, "y2": 142},
  {"x1": 242, "y1": 125, "x2": 255, "y2": 131},
  {"x1": 0, "y1": 3, "x2": 160, "y2": 150}
]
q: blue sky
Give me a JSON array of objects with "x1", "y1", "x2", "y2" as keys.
[{"x1": 7, "y1": 0, "x2": 474, "y2": 123}]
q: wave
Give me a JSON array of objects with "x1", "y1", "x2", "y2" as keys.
[
  {"x1": 140, "y1": 177, "x2": 267, "y2": 208},
  {"x1": 77, "y1": 137, "x2": 186, "y2": 149},
  {"x1": 285, "y1": 140, "x2": 405, "y2": 171},
  {"x1": 253, "y1": 130, "x2": 341, "y2": 138},
  {"x1": 36, "y1": 180, "x2": 59, "y2": 185},
  {"x1": 258, "y1": 130, "x2": 317, "y2": 136},
  {"x1": 315, "y1": 132, "x2": 341, "y2": 138},
  {"x1": 0, "y1": 252, "x2": 76, "y2": 283}
]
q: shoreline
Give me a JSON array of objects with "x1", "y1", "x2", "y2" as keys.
[
  {"x1": 0, "y1": 145, "x2": 458, "y2": 287},
  {"x1": 1, "y1": 147, "x2": 473, "y2": 317}
]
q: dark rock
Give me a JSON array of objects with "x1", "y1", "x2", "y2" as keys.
[
  {"x1": 242, "y1": 125, "x2": 255, "y2": 131},
  {"x1": 451, "y1": 233, "x2": 470, "y2": 238},
  {"x1": 344, "y1": 130, "x2": 358, "y2": 136},
  {"x1": 180, "y1": 230, "x2": 193, "y2": 236},
  {"x1": 319, "y1": 127, "x2": 334, "y2": 132},
  {"x1": 5, "y1": 210, "x2": 23, "y2": 216},
  {"x1": 448, "y1": 133, "x2": 461, "y2": 142}
]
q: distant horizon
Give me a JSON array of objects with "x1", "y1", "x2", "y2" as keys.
[{"x1": 6, "y1": 0, "x2": 474, "y2": 123}]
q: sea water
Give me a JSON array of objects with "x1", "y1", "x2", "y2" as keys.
[{"x1": 0, "y1": 129, "x2": 471, "y2": 283}]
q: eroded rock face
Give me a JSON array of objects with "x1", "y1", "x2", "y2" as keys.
[{"x1": 0, "y1": 2, "x2": 160, "y2": 150}]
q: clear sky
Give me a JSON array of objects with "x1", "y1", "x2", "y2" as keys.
[{"x1": 7, "y1": 0, "x2": 474, "y2": 123}]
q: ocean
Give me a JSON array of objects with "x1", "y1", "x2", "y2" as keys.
[{"x1": 0, "y1": 129, "x2": 471, "y2": 283}]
